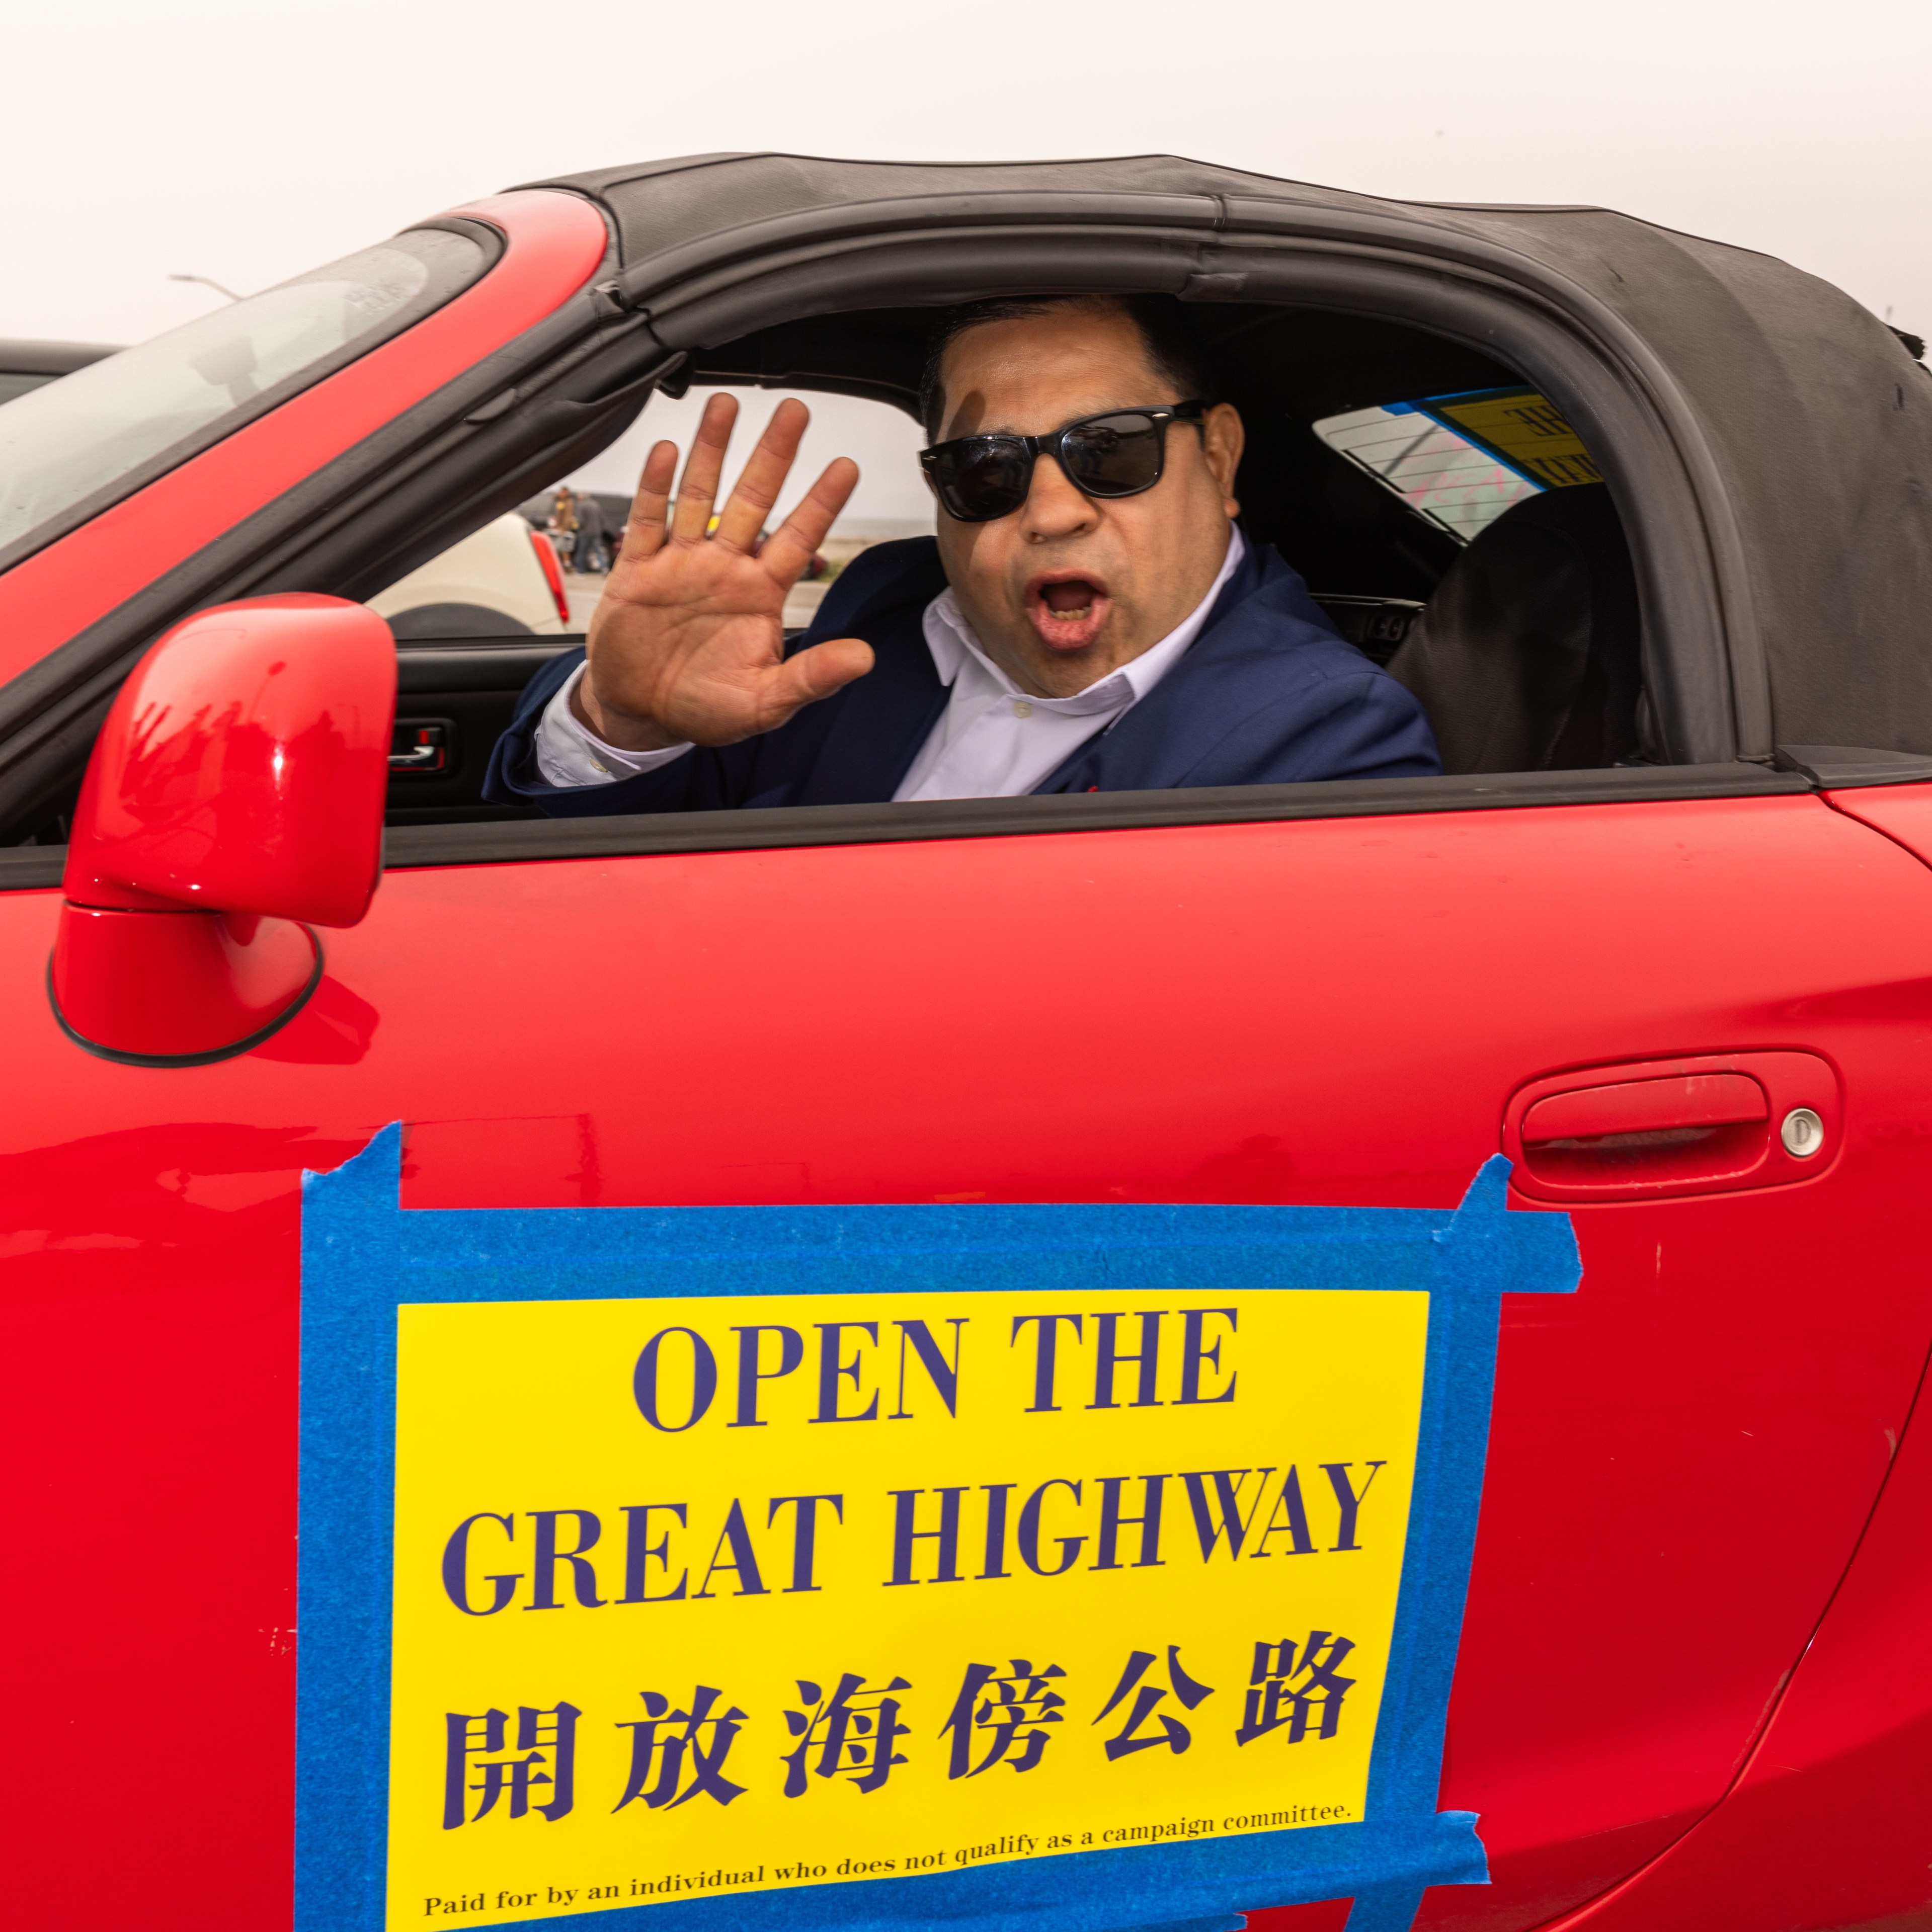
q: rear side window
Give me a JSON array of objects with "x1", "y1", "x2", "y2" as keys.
[
  {"x1": 1312, "y1": 386, "x2": 1602, "y2": 543},
  {"x1": 0, "y1": 228, "x2": 487, "y2": 561}
]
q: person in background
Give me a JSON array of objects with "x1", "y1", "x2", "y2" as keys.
[
  {"x1": 548, "y1": 485, "x2": 580, "y2": 565},
  {"x1": 573, "y1": 492, "x2": 607, "y2": 574}
]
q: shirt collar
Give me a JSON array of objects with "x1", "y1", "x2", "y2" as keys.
[{"x1": 923, "y1": 526, "x2": 1246, "y2": 713}]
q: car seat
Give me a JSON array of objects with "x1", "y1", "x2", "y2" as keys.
[{"x1": 1385, "y1": 482, "x2": 1642, "y2": 774}]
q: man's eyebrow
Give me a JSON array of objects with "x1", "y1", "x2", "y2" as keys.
[{"x1": 946, "y1": 399, "x2": 1180, "y2": 439}]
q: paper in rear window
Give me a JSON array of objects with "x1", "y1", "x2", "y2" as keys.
[{"x1": 1311, "y1": 387, "x2": 1598, "y2": 543}]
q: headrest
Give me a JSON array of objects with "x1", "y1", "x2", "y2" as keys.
[{"x1": 1386, "y1": 482, "x2": 1641, "y2": 775}]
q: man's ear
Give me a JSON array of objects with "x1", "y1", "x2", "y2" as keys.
[{"x1": 1203, "y1": 402, "x2": 1245, "y2": 514}]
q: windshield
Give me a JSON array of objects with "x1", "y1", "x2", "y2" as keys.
[
  {"x1": 0, "y1": 374, "x2": 58, "y2": 407},
  {"x1": 1311, "y1": 386, "x2": 1602, "y2": 543},
  {"x1": 0, "y1": 228, "x2": 485, "y2": 558}
]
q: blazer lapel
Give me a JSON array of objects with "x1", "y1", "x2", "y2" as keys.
[{"x1": 795, "y1": 605, "x2": 950, "y2": 806}]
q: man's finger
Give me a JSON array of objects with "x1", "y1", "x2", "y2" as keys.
[
  {"x1": 616, "y1": 440, "x2": 678, "y2": 565},
  {"x1": 759, "y1": 457, "x2": 860, "y2": 584},
  {"x1": 752, "y1": 634, "x2": 875, "y2": 731},
  {"x1": 670, "y1": 393, "x2": 738, "y2": 542},
  {"x1": 713, "y1": 397, "x2": 810, "y2": 553}
]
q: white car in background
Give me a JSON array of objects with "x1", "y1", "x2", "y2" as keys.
[{"x1": 366, "y1": 509, "x2": 573, "y2": 639}]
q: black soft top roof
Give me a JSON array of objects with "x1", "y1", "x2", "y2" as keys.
[{"x1": 517, "y1": 153, "x2": 1932, "y2": 757}]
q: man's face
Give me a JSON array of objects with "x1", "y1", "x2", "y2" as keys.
[{"x1": 930, "y1": 302, "x2": 1245, "y2": 698}]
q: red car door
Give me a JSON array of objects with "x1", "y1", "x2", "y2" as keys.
[
  {"x1": 6, "y1": 771, "x2": 1931, "y2": 1931},
  {"x1": 9, "y1": 150, "x2": 1932, "y2": 1932}
]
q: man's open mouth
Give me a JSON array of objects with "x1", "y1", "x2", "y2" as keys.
[{"x1": 1026, "y1": 575, "x2": 1111, "y2": 650}]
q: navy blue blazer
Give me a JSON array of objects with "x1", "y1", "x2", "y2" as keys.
[{"x1": 482, "y1": 536, "x2": 1440, "y2": 816}]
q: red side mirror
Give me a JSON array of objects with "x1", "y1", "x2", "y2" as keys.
[{"x1": 51, "y1": 596, "x2": 396, "y2": 1065}]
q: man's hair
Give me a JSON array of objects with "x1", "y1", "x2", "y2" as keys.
[{"x1": 917, "y1": 293, "x2": 1214, "y2": 442}]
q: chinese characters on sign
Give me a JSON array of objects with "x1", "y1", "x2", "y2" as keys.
[
  {"x1": 613, "y1": 1688, "x2": 747, "y2": 1812},
  {"x1": 944, "y1": 1659, "x2": 1065, "y2": 1777},
  {"x1": 445, "y1": 1705, "x2": 580, "y2": 1827},
  {"x1": 781, "y1": 1673, "x2": 911, "y2": 1797},
  {"x1": 440, "y1": 1640, "x2": 1355, "y2": 1830}
]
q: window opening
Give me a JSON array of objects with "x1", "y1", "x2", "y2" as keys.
[{"x1": 376, "y1": 385, "x2": 929, "y2": 827}]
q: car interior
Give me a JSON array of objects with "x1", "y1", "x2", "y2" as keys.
[{"x1": 380, "y1": 301, "x2": 1642, "y2": 830}]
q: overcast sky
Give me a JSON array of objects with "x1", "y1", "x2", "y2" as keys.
[{"x1": 6, "y1": 0, "x2": 1927, "y2": 525}]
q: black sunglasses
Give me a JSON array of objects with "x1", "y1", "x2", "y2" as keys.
[{"x1": 919, "y1": 401, "x2": 1207, "y2": 524}]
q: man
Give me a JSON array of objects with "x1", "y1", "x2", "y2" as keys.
[
  {"x1": 571, "y1": 491, "x2": 607, "y2": 574},
  {"x1": 546, "y1": 484, "x2": 580, "y2": 568},
  {"x1": 485, "y1": 295, "x2": 1438, "y2": 815}
]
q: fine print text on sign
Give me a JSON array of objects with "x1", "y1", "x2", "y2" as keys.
[{"x1": 389, "y1": 1287, "x2": 1427, "y2": 1927}]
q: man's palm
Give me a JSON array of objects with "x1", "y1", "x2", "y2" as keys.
[{"x1": 576, "y1": 394, "x2": 873, "y2": 752}]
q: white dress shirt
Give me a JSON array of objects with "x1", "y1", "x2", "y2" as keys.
[{"x1": 532, "y1": 528, "x2": 1245, "y2": 798}]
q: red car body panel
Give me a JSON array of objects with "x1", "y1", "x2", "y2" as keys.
[
  {"x1": 1532, "y1": 1346, "x2": 1932, "y2": 1929},
  {"x1": 0, "y1": 190, "x2": 607, "y2": 682},
  {"x1": 1821, "y1": 779, "x2": 1932, "y2": 868},
  {"x1": 7, "y1": 792, "x2": 1932, "y2": 1929}
]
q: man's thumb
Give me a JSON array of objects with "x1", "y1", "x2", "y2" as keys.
[{"x1": 771, "y1": 635, "x2": 875, "y2": 710}]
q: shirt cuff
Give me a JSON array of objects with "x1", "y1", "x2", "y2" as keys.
[{"x1": 532, "y1": 663, "x2": 694, "y2": 788}]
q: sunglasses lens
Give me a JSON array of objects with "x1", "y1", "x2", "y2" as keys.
[
  {"x1": 1060, "y1": 413, "x2": 1164, "y2": 497},
  {"x1": 931, "y1": 439, "x2": 1032, "y2": 521},
  {"x1": 925, "y1": 409, "x2": 1182, "y2": 519}
]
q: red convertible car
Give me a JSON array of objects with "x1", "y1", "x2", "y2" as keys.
[{"x1": 4, "y1": 154, "x2": 1932, "y2": 1932}]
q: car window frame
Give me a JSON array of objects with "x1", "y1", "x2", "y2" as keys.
[
  {"x1": 0, "y1": 195, "x2": 1810, "y2": 858},
  {"x1": 621, "y1": 214, "x2": 1763, "y2": 766}
]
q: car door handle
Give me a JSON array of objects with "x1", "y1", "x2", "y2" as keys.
[
  {"x1": 1523, "y1": 1072, "x2": 1767, "y2": 1142},
  {"x1": 1503, "y1": 1052, "x2": 1839, "y2": 1201},
  {"x1": 388, "y1": 719, "x2": 452, "y2": 774}
]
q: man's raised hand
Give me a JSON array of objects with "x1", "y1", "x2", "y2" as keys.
[{"x1": 572, "y1": 394, "x2": 874, "y2": 751}]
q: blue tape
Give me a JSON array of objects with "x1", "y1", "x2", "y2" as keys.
[
  {"x1": 297, "y1": 1134, "x2": 1576, "y2": 1932},
  {"x1": 1343, "y1": 1886, "x2": 1431, "y2": 1932}
]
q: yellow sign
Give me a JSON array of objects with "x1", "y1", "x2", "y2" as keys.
[
  {"x1": 1429, "y1": 390, "x2": 1602, "y2": 489},
  {"x1": 388, "y1": 1287, "x2": 1428, "y2": 1927}
]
